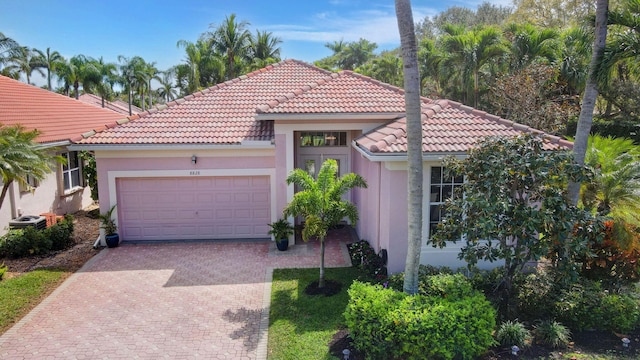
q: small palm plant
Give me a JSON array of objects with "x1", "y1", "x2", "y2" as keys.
[
  {"x1": 284, "y1": 159, "x2": 367, "y2": 288},
  {"x1": 98, "y1": 204, "x2": 118, "y2": 235}
]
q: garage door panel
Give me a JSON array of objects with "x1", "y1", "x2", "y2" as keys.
[{"x1": 117, "y1": 176, "x2": 270, "y2": 241}]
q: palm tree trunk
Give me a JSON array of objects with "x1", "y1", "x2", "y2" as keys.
[
  {"x1": 148, "y1": 79, "x2": 153, "y2": 108},
  {"x1": 396, "y1": 0, "x2": 424, "y2": 295},
  {"x1": 568, "y1": 0, "x2": 609, "y2": 205},
  {"x1": 319, "y1": 237, "x2": 326, "y2": 288},
  {"x1": 127, "y1": 85, "x2": 132, "y2": 116},
  {"x1": 47, "y1": 70, "x2": 52, "y2": 90},
  {"x1": 0, "y1": 181, "x2": 12, "y2": 212}
]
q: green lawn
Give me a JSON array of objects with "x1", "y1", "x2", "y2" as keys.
[
  {"x1": 0, "y1": 269, "x2": 68, "y2": 333},
  {"x1": 268, "y1": 267, "x2": 364, "y2": 360}
]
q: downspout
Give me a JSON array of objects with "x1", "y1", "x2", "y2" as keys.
[{"x1": 377, "y1": 162, "x2": 382, "y2": 252}]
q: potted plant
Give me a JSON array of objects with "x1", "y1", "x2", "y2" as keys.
[
  {"x1": 99, "y1": 204, "x2": 119, "y2": 248},
  {"x1": 268, "y1": 218, "x2": 294, "y2": 251}
]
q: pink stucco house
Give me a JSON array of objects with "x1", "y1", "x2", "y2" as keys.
[
  {"x1": 71, "y1": 60, "x2": 571, "y2": 273},
  {"x1": 0, "y1": 75, "x2": 126, "y2": 234}
]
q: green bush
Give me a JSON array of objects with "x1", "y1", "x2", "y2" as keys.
[
  {"x1": 387, "y1": 266, "x2": 460, "y2": 295},
  {"x1": 554, "y1": 279, "x2": 640, "y2": 332},
  {"x1": 516, "y1": 272, "x2": 560, "y2": 321},
  {"x1": 0, "y1": 227, "x2": 52, "y2": 258},
  {"x1": 344, "y1": 281, "x2": 496, "y2": 360},
  {"x1": 496, "y1": 320, "x2": 532, "y2": 348},
  {"x1": 0, "y1": 263, "x2": 7, "y2": 281},
  {"x1": 45, "y1": 215, "x2": 75, "y2": 251},
  {"x1": 533, "y1": 320, "x2": 571, "y2": 348},
  {"x1": 600, "y1": 294, "x2": 640, "y2": 332}
]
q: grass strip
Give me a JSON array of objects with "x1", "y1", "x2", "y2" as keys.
[
  {"x1": 268, "y1": 267, "x2": 364, "y2": 360},
  {"x1": 0, "y1": 269, "x2": 69, "y2": 334}
]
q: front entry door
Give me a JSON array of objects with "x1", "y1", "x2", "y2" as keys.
[{"x1": 299, "y1": 154, "x2": 348, "y2": 178}]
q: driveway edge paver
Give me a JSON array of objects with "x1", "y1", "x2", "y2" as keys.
[
  {"x1": 0, "y1": 248, "x2": 108, "y2": 347},
  {"x1": 256, "y1": 267, "x2": 274, "y2": 360}
]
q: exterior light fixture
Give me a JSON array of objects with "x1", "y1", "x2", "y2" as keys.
[
  {"x1": 511, "y1": 345, "x2": 520, "y2": 356},
  {"x1": 342, "y1": 349, "x2": 350, "y2": 360},
  {"x1": 191, "y1": 155, "x2": 197, "y2": 164},
  {"x1": 622, "y1": 338, "x2": 630, "y2": 348}
]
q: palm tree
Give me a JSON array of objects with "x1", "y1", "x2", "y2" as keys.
[
  {"x1": 0, "y1": 125, "x2": 60, "y2": 211},
  {"x1": 283, "y1": 159, "x2": 367, "y2": 288},
  {"x1": 504, "y1": 23, "x2": 560, "y2": 70},
  {"x1": 157, "y1": 69, "x2": 178, "y2": 102},
  {"x1": 582, "y1": 135, "x2": 640, "y2": 247},
  {"x1": 32, "y1": 47, "x2": 64, "y2": 90},
  {"x1": 559, "y1": 26, "x2": 593, "y2": 96},
  {"x1": 93, "y1": 57, "x2": 118, "y2": 108},
  {"x1": 417, "y1": 38, "x2": 445, "y2": 97},
  {"x1": 118, "y1": 55, "x2": 146, "y2": 115},
  {"x1": 341, "y1": 38, "x2": 378, "y2": 70},
  {"x1": 247, "y1": 30, "x2": 282, "y2": 70},
  {"x1": 144, "y1": 61, "x2": 161, "y2": 108},
  {"x1": 568, "y1": 0, "x2": 609, "y2": 205},
  {"x1": 176, "y1": 40, "x2": 202, "y2": 93},
  {"x1": 208, "y1": 13, "x2": 251, "y2": 79},
  {"x1": 0, "y1": 32, "x2": 21, "y2": 71},
  {"x1": 396, "y1": 0, "x2": 424, "y2": 295},
  {"x1": 4, "y1": 46, "x2": 45, "y2": 84},
  {"x1": 441, "y1": 24, "x2": 507, "y2": 108},
  {"x1": 598, "y1": 0, "x2": 640, "y2": 86}
]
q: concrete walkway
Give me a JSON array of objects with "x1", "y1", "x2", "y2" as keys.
[{"x1": 0, "y1": 228, "x2": 354, "y2": 359}]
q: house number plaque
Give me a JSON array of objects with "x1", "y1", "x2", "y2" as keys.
[{"x1": 189, "y1": 171, "x2": 201, "y2": 176}]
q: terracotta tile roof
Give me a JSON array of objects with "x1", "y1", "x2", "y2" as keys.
[
  {"x1": 0, "y1": 75, "x2": 127, "y2": 144},
  {"x1": 78, "y1": 60, "x2": 334, "y2": 145},
  {"x1": 78, "y1": 93, "x2": 142, "y2": 116},
  {"x1": 256, "y1": 70, "x2": 407, "y2": 114},
  {"x1": 354, "y1": 99, "x2": 573, "y2": 154}
]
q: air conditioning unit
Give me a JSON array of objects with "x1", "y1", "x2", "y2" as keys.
[{"x1": 9, "y1": 215, "x2": 47, "y2": 230}]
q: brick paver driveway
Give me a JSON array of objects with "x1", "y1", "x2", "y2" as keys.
[{"x1": 0, "y1": 230, "x2": 353, "y2": 360}]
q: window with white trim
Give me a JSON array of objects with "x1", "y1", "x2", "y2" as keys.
[
  {"x1": 429, "y1": 166, "x2": 463, "y2": 236},
  {"x1": 300, "y1": 131, "x2": 347, "y2": 147},
  {"x1": 62, "y1": 151, "x2": 82, "y2": 192}
]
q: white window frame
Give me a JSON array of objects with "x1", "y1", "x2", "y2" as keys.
[
  {"x1": 428, "y1": 166, "x2": 464, "y2": 237},
  {"x1": 62, "y1": 151, "x2": 83, "y2": 194}
]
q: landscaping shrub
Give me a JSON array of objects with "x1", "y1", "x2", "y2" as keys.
[
  {"x1": 347, "y1": 240, "x2": 387, "y2": 281},
  {"x1": 495, "y1": 320, "x2": 532, "y2": 348},
  {"x1": 516, "y1": 271, "x2": 560, "y2": 321},
  {"x1": 554, "y1": 279, "x2": 640, "y2": 332},
  {"x1": 0, "y1": 227, "x2": 52, "y2": 258},
  {"x1": 344, "y1": 281, "x2": 496, "y2": 360},
  {"x1": 533, "y1": 320, "x2": 571, "y2": 348},
  {"x1": 45, "y1": 214, "x2": 75, "y2": 251},
  {"x1": 386, "y1": 265, "x2": 455, "y2": 293},
  {"x1": 0, "y1": 263, "x2": 7, "y2": 281}
]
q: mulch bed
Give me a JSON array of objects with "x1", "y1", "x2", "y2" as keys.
[
  {"x1": 1, "y1": 205, "x2": 101, "y2": 278},
  {"x1": 304, "y1": 279, "x2": 343, "y2": 296}
]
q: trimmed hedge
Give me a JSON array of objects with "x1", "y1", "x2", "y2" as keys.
[
  {"x1": 0, "y1": 215, "x2": 74, "y2": 258},
  {"x1": 344, "y1": 280, "x2": 496, "y2": 360}
]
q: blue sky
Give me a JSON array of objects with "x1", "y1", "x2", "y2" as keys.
[{"x1": 1, "y1": 0, "x2": 511, "y2": 82}]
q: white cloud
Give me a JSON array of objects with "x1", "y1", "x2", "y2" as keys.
[{"x1": 263, "y1": 5, "x2": 437, "y2": 47}]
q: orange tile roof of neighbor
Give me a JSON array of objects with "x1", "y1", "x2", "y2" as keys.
[
  {"x1": 78, "y1": 93, "x2": 142, "y2": 116},
  {"x1": 0, "y1": 75, "x2": 128, "y2": 144},
  {"x1": 76, "y1": 59, "x2": 572, "y2": 153}
]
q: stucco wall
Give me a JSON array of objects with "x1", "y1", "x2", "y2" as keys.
[{"x1": 1, "y1": 170, "x2": 93, "y2": 235}]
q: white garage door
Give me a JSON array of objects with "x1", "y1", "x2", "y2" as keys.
[{"x1": 117, "y1": 176, "x2": 271, "y2": 241}]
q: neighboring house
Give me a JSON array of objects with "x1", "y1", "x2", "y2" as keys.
[
  {"x1": 71, "y1": 60, "x2": 571, "y2": 273},
  {"x1": 78, "y1": 93, "x2": 142, "y2": 116},
  {"x1": 0, "y1": 75, "x2": 126, "y2": 234}
]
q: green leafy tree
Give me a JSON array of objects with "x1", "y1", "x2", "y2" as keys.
[
  {"x1": 157, "y1": 69, "x2": 179, "y2": 102},
  {"x1": 246, "y1": 30, "x2": 282, "y2": 70},
  {"x1": 354, "y1": 51, "x2": 403, "y2": 87},
  {"x1": 283, "y1": 159, "x2": 367, "y2": 288},
  {"x1": 431, "y1": 135, "x2": 595, "y2": 311},
  {"x1": 0, "y1": 125, "x2": 61, "y2": 211}
]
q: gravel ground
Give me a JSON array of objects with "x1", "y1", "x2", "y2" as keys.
[{"x1": 2, "y1": 204, "x2": 101, "y2": 278}]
